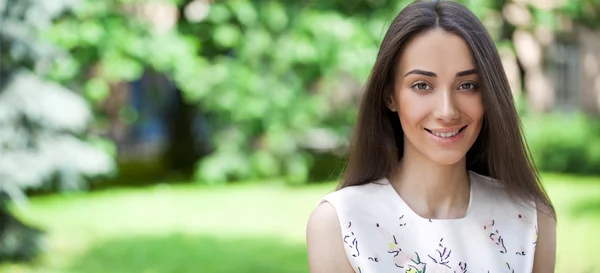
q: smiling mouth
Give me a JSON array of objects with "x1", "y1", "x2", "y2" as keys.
[{"x1": 424, "y1": 125, "x2": 468, "y2": 138}]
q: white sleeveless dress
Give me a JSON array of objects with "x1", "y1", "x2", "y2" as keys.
[{"x1": 319, "y1": 171, "x2": 538, "y2": 273}]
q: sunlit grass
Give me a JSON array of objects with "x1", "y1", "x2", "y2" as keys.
[
  {"x1": 0, "y1": 174, "x2": 599, "y2": 272},
  {"x1": 541, "y1": 173, "x2": 600, "y2": 272}
]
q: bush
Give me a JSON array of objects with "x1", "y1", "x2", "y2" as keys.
[
  {"x1": 0, "y1": 194, "x2": 45, "y2": 263},
  {"x1": 523, "y1": 113, "x2": 600, "y2": 175}
]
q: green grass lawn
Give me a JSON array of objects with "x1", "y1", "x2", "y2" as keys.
[{"x1": 1, "y1": 173, "x2": 599, "y2": 273}]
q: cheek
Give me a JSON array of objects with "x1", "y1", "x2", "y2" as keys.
[
  {"x1": 451, "y1": 91, "x2": 484, "y2": 124},
  {"x1": 397, "y1": 91, "x2": 429, "y2": 127},
  {"x1": 461, "y1": 95, "x2": 484, "y2": 124}
]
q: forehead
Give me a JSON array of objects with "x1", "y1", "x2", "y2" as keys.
[{"x1": 397, "y1": 29, "x2": 476, "y2": 76}]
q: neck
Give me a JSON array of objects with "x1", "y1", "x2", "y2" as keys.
[{"x1": 389, "y1": 145, "x2": 471, "y2": 219}]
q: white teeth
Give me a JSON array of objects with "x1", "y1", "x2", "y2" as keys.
[{"x1": 430, "y1": 130, "x2": 460, "y2": 138}]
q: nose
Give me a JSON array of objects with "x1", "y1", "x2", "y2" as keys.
[{"x1": 433, "y1": 89, "x2": 459, "y2": 122}]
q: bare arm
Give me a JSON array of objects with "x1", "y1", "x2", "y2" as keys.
[
  {"x1": 306, "y1": 202, "x2": 355, "y2": 273},
  {"x1": 532, "y1": 209, "x2": 557, "y2": 273}
]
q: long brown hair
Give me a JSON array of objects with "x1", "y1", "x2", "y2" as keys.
[{"x1": 338, "y1": 0, "x2": 555, "y2": 218}]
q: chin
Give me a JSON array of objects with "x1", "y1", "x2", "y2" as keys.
[{"x1": 426, "y1": 151, "x2": 467, "y2": 166}]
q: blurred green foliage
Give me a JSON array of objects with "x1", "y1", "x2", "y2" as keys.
[
  {"x1": 0, "y1": 0, "x2": 116, "y2": 263},
  {"x1": 0, "y1": 0, "x2": 116, "y2": 196},
  {"x1": 524, "y1": 113, "x2": 600, "y2": 175},
  {"x1": 38, "y1": 0, "x2": 600, "y2": 185},
  {"x1": 559, "y1": 0, "x2": 600, "y2": 28}
]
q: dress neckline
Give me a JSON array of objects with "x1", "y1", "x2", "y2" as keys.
[{"x1": 381, "y1": 171, "x2": 476, "y2": 222}]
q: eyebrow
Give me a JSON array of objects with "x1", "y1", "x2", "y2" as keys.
[{"x1": 403, "y1": 68, "x2": 478, "y2": 77}]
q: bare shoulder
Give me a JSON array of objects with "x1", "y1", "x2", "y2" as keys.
[
  {"x1": 532, "y1": 204, "x2": 557, "y2": 273},
  {"x1": 306, "y1": 202, "x2": 355, "y2": 273}
]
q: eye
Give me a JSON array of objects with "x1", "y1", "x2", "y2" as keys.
[
  {"x1": 458, "y1": 82, "x2": 479, "y2": 91},
  {"x1": 411, "y1": 82, "x2": 432, "y2": 91}
]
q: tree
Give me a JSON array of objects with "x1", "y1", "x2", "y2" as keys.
[
  {"x1": 39, "y1": 0, "x2": 600, "y2": 186},
  {"x1": 0, "y1": 0, "x2": 115, "y2": 262}
]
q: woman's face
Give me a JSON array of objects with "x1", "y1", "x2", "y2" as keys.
[{"x1": 388, "y1": 28, "x2": 484, "y2": 166}]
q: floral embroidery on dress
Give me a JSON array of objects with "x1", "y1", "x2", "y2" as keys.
[
  {"x1": 426, "y1": 238, "x2": 469, "y2": 273},
  {"x1": 323, "y1": 171, "x2": 537, "y2": 273},
  {"x1": 428, "y1": 238, "x2": 454, "y2": 268},
  {"x1": 456, "y1": 262, "x2": 467, "y2": 273},
  {"x1": 399, "y1": 215, "x2": 407, "y2": 227},
  {"x1": 427, "y1": 238, "x2": 452, "y2": 267},
  {"x1": 387, "y1": 235, "x2": 404, "y2": 264},
  {"x1": 483, "y1": 219, "x2": 495, "y2": 230},
  {"x1": 405, "y1": 253, "x2": 427, "y2": 273},
  {"x1": 485, "y1": 220, "x2": 507, "y2": 254},
  {"x1": 489, "y1": 228, "x2": 507, "y2": 254},
  {"x1": 343, "y1": 222, "x2": 360, "y2": 257},
  {"x1": 386, "y1": 234, "x2": 422, "y2": 270},
  {"x1": 505, "y1": 262, "x2": 515, "y2": 273},
  {"x1": 517, "y1": 212, "x2": 535, "y2": 226}
]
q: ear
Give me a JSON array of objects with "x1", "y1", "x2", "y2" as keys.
[{"x1": 385, "y1": 95, "x2": 397, "y2": 112}]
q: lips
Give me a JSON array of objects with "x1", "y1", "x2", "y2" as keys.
[{"x1": 424, "y1": 125, "x2": 468, "y2": 138}]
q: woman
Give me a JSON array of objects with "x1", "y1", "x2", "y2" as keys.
[{"x1": 306, "y1": 0, "x2": 556, "y2": 272}]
